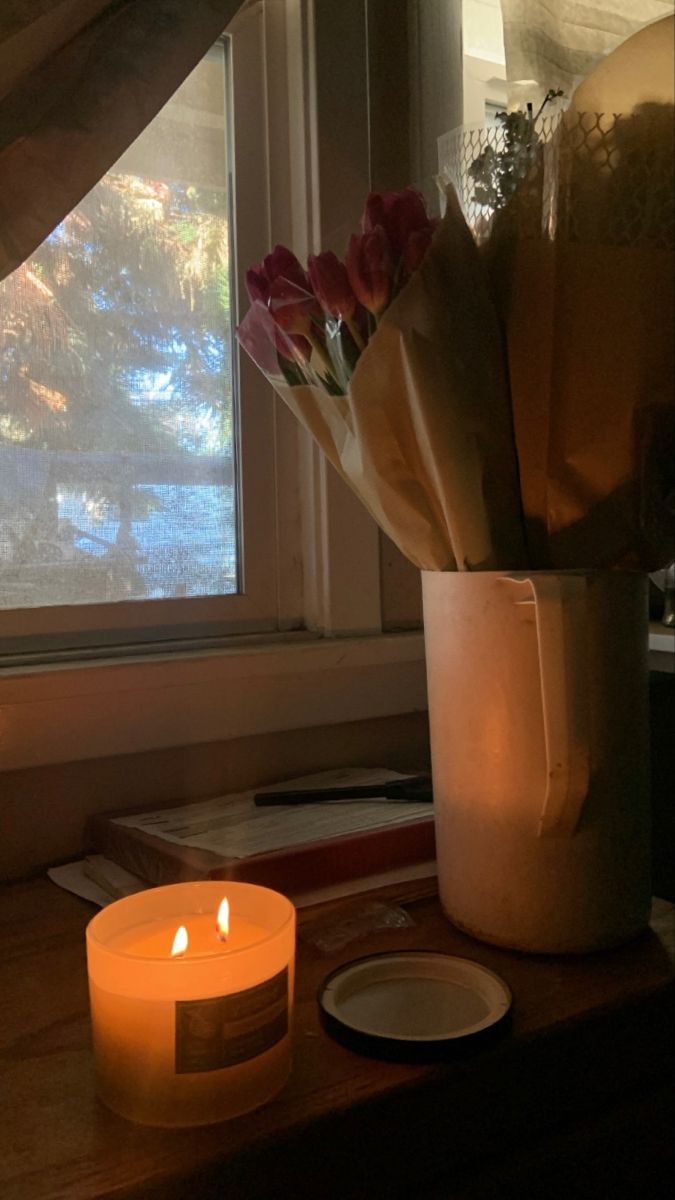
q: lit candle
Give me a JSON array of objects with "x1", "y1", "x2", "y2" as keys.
[{"x1": 86, "y1": 881, "x2": 295, "y2": 1127}]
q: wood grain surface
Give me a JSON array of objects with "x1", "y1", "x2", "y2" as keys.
[{"x1": 1, "y1": 878, "x2": 673, "y2": 1200}]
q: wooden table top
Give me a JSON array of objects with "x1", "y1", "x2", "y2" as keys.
[{"x1": 1, "y1": 877, "x2": 673, "y2": 1200}]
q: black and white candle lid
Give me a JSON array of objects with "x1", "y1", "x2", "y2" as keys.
[{"x1": 318, "y1": 950, "x2": 511, "y2": 1062}]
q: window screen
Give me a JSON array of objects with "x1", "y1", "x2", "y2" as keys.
[{"x1": 0, "y1": 43, "x2": 238, "y2": 611}]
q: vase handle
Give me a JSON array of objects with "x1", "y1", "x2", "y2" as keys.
[{"x1": 502, "y1": 575, "x2": 590, "y2": 837}]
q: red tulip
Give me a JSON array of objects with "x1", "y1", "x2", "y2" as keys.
[
  {"x1": 402, "y1": 225, "x2": 434, "y2": 275},
  {"x1": 245, "y1": 244, "x2": 310, "y2": 306},
  {"x1": 237, "y1": 300, "x2": 311, "y2": 372},
  {"x1": 269, "y1": 320, "x2": 312, "y2": 364},
  {"x1": 245, "y1": 266, "x2": 270, "y2": 305},
  {"x1": 362, "y1": 187, "x2": 431, "y2": 262},
  {"x1": 236, "y1": 302, "x2": 281, "y2": 365},
  {"x1": 345, "y1": 227, "x2": 392, "y2": 317},
  {"x1": 307, "y1": 251, "x2": 356, "y2": 320},
  {"x1": 268, "y1": 276, "x2": 321, "y2": 338},
  {"x1": 263, "y1": 244, "x2": 310, "y2": 291}
]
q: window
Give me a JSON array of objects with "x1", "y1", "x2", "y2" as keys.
[
  {"x1": 0, "y1": 24, "x2": 287, "y2": 660},
  {"x1": 461, "y1": 0, "x2": 507, "y2": 126},
  {"x1": 1, "y1": 44, "x2": 238, "y2": 613},
  {"x1": 484, "y1": 99, "x2": 505, "y2": 125},
  {"x1": 0, "y1": 2, "x2": 428, "y2": 774}
]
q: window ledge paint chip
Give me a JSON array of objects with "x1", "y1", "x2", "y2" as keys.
[{"x1": 0, "y1": 633, "x2": 427, "y2": 771}]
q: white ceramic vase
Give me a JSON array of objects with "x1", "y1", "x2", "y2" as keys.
[{"x1": 422, "y1": 571, "x2": 651, "y2": 953}]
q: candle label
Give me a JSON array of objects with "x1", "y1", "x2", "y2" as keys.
[{"x1": 174, "y1": 968, "x2": 288, "y2": 1073}]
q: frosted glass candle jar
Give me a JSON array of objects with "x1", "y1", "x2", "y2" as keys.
[{"x1": 86, "y1": 881, "x2": 295, "y2": 1127}]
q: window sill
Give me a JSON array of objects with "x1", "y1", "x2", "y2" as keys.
[
  {"x1": 2, "y1": 622, "x2": 666, "y2": 773},
  {"x1": 0, "y1": 632, "x2": 427, "y2": 772}
]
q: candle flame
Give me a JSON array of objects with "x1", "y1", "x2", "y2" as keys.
[
  {"x1": 216, "y1": 897, "x2": 230, "y2": 941},
  {"x1": 171, "y1": 925, "x2": 188, "y2": 957}
]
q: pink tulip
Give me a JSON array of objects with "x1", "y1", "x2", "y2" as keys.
[
  {"x1": 362, "y1": 187, "x2": 431, "y2": 262},
  {"x1": 307, "y1": 251, "x2": 356, "y2": 320},
  {"x1": 402, "y1": 225, "x2": 434, "y2": 275},
  {"x1": 345, "y1": 227, "x2": 392, "y2": 316}
]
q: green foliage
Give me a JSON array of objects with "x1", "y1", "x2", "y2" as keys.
[
  {"x1": 0, "y1": 170, "x2": 234, "y2": 597},
  {"x1": 0, "y1": 173, "x2": 232, "y2": 508},
  {"x1": 214, "y1": 264, "x2": 230, "y2": 316},
  {"x1": 469, "y1": 90, "x2": 564, "y2": 212}
]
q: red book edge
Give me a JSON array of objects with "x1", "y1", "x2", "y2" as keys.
[{"x1": 88, "y1": 807, "x2": 436, "y2": 894}]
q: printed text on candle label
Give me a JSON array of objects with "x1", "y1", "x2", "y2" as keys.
[{"x1": 174, "y1": 968, "x2": 288, "y2": 1073}]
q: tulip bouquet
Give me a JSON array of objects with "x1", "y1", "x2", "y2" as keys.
[
  {"x1": 237, "y1": 186, "x2": 527, "y2": 571},
  {"x1": 239, "y1": 188, "x2": 436, "y2": 395}
]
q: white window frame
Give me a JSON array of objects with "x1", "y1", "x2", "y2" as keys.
[{"x1": 0, "y1": 0, "x2": 427, "y2": 772}]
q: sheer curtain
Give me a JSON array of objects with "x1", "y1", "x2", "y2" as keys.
[
  {"x1": 500, "y1": 0, "x2": 675, "y2": 105},
  {"x1": 0, "y1": 0, "x2": 242, "y2": 282}
]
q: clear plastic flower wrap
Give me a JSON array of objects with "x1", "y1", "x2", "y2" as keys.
[{"x1": 237, "y1": 189, "x2": 527, "y2": 572}]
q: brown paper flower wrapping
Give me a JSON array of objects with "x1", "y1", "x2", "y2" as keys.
[
  {"x1": 486, "y1": 106, "x2": 675, "y2": 571},
  {"x1": 276, "y1": 191, "x2": 527, "y2": 572}
]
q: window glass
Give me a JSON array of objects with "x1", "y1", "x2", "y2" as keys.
[{"x1": 0, "y1": 43, "x2": 238, "y2": 610}]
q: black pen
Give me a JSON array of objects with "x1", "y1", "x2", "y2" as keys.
[{"x1": 254, "y1": 775, "x2": 432, "y2": 806}]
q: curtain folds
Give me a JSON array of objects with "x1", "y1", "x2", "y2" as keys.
[{"x1": 0, "y1": 0, "x2": 242, "y2": 282}]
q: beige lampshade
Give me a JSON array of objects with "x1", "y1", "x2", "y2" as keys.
[{"x1": 569, "y1": 15, "x2": 674, "y2": 113}]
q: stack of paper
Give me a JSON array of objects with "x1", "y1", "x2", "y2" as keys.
[{"x1": 88, "y1": 768, "x2": 435, "y2": 893}]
